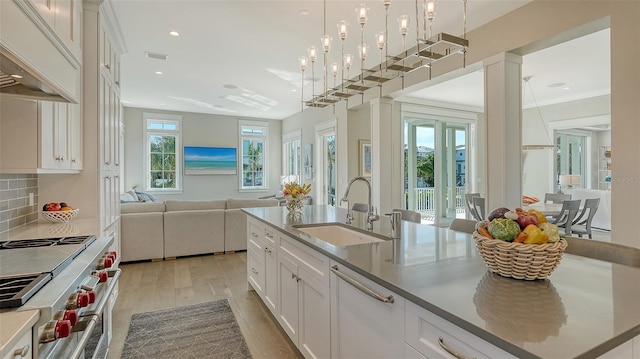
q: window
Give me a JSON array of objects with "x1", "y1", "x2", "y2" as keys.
[
  {"x1": 240, "y1": 121, "x2": 269, "y2": 190},
  {"x1": 144, "y1": 113, "x2": 181, "y2": 191},
  {"x1": 282, "y1": 130, "x2": 302, "y2": 185}
]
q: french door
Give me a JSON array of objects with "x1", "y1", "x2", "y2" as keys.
[{"x1": 404, "y1": 117, "x2": 471, "y2": 225}]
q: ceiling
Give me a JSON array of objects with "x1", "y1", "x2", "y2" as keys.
[{"x1": 110, "y1": 1, "x2": 609, "y2": 120}]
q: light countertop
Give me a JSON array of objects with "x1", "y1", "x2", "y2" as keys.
[
  {"x1": 244, "y1": 205, "x2": 640, "y2": 359},
  {"x1": 0, "y1": 310, "x2": 39, "y2": 358}
]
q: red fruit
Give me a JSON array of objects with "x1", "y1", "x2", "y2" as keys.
[
  {"x1": 516, "y1": 211, "x2": 538, "y2": 230},
  {"x1": 45, "y1": 203, "x2": 62, "y2": 211}
]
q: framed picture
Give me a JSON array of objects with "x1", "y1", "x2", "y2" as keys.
[
  {"x1": 359, "y1": 140, "x2": 371, "y2": 178},
  {"x1": 304, "y1": 144, "x2": 313, "y2": 180},
  {"x1": 184, "y1": 146, "x2": 237, "y2": 175}
]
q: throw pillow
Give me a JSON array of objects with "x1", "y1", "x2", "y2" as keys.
[{"x1": 135, "y1": 191, "x2": 158, "y2": 202}]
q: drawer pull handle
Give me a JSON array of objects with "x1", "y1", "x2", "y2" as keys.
[
  {"x1": 251, "y1": 268, "x2": 258, "y2": 274},
  {"x1": 13, "y1": 345, "x2": 29, "y2": 358},
  {"x1": 266, "y1": 233, "x2": 274, "y2": 238},
  {"x1": 251, "y1": 233, "x2": 258, "y2": 238},
  {"x1": 438, "y1": 337, "x2": 472, "y2": 359},
  {"x1": 330, "y1": 265, "x2": 394, "y2": 303},
  {"x1": 264, "y1": 247, "x2": 272, "y2": 254}
]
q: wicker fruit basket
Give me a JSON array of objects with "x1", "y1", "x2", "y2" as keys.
[
  {"x1": 472, "y1": 231, "x2": 568, "y2": 280},
  {"x1": 41, "y1": 209, "x2": 79, "y2": 223}
]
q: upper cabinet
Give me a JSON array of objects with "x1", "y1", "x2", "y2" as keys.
[
  {"x1": 0, "y1": 0, "x2": 82, "y2": 102},
  {"x1": 0, "y1": 96, "x2": 82, "y2": 173}
]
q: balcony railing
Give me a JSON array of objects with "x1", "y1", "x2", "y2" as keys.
[{"x1": 410, "y1": 186, "x2": 467, "y2": 222}]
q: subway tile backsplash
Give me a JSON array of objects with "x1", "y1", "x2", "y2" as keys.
[{"x1": 0, "y1": 174, "x2": 39, "y2": 233}]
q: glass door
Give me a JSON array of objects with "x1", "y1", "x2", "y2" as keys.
[{"x1": 404, "y1": 118, "x2": 470, "y2": 225}]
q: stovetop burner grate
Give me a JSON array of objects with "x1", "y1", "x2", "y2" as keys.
[
  {"x1": 0, "y1": 235, "x2": 96, "y2": 250},
  {"x1": 0, "y1": 273, "x2": 52, "y2": 309}
]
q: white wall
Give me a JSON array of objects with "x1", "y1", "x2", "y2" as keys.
[{"x1": 122, "y1": 107, "x2": 281, "y2": 201}]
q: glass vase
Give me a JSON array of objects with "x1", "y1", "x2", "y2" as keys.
[{"x1": 286, "y1": 198, "x2": 303, "y2": 220}]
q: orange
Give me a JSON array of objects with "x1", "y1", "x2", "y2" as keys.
[{"x1": 61, "y1": 206, "x2": 73, "y2": 211}]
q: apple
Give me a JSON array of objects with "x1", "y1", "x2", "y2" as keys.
[
  {"x1": 45, "y1": 203, "x2": 61, "y2": 211},
  {"x1": 516, "y1": 211, "x2": 538, "y2": 230}
]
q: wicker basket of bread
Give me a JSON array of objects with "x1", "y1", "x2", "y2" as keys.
[{"x1": 474, "y1": 207, "x2": 568, "y2": 280}]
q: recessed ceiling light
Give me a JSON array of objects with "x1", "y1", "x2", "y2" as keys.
[
  {"x1": 299, "y1": 9, "x2": 310, "y2": 16},
  {"x1": 169, "y1": 31, "x2": 179, "y2": 37},
  {"x1": 563, "y1": 86, "x2": 571, "y2": 90},
  {"x1": 10, "y1": 74, "x2": 23, "y2": 79},
  {"x1": 155, "y1": 71, "x2": 163, "y2": 75},
  {"x1": 292, "y1": 89, "x2": 297, "y2": 92},
  {"x1": 223, "y1": 84, "x2": 238, "y2": 89},
  {"x1": 548, "y1": 82, "x2": 566, "y2": 88}
]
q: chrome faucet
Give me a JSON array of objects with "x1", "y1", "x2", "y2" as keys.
[{"x1": 340, "y1": 176, "x2": 379, "y2": 230}]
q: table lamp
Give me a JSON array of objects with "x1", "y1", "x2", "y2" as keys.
[{"x1": 560, "y1": 174, "x2": 580, "y2": 190}]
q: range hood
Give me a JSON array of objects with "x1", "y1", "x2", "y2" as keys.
[{"x1": 0, "y1": 52, "x2": 67, "y2": 102}]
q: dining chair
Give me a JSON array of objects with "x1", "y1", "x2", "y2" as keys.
[
  {"x1": 391, "y1": 209, "x2": 422, "y2": 223},
  {"x1": 544, "y1": 193, "x2": 571, "y2": 204},
  {"x1": 564, "y1": 236, "x2": 640, "y2": 268},
  {"x1": 449, "y1": 218, "x2": 477, "y2": 234},
  {"x1": 465, "y1": 193, "x2": 482, "y2": 221},
  {"x1": 570, "y1": 198, "x2": 600, "y2": 239},
  {"x1": 472, "y1": 197, "x2": 486, "y2": 221},
  {"x1": 352, "y1": 203, "x2": 369, "y2": 213},
  {"x1": 551, "y1": 199, "x2": 581, "y2": 236}
]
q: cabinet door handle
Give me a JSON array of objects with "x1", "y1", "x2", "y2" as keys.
[
  {"x1": 438, "y1": 337, "x2": 472, "y2": 359},
  {"x1": 251, "y1": 233, "x2": 258, "y2": 238},
  {"x1": 330, "y1": 265, "x2": 394, "y2": 303},
  {"x1": 266, "y1": 233, "x2": 274, "y2": 239},
  {"x1": 13, "y1": 344, "x2": 29, "y2": 358},
  {"x1": 71, "y1": 158, "x2": 76, "y2": 163},
  {"x1": 291, "y1": 273, "x2": 300, "y2": 282},
  {"x1": 264, "y1": 247, "x2": 272, "y2": 254},
  {"x1": 251, "y1": 268, "x2": 258, "y2": 274}
]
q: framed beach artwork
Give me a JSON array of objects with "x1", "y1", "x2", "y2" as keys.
[
  {"x1": 184, "y1": 146, "x2": 237, "y2": 175},
  {"x1": 304, "y1": 144, "x2": 313, "y2": 180},
  {"x1": 359, "y1": 140, "x2": 371, "y2": 178}
]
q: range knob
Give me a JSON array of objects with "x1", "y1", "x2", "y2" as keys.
[
  {"x1": 108, "y1": 251, "x2": 117, "y2": 260},
  {"x1": 53, "y1": 310, "x2": 78, "y2": 326},
  {"x1": 66, "y1": 293, "x2": 90, "y2": 309},
  {"x1": 40, "y1": 320, "x2": 71, "y2": 343},
  {"x1": 86, "y1": 290, "x2": 96, "y2": 304},
  {"x1": 97, "y1": 256, "x2": 113, "y2": 269},
  {"x1": 92, "y1": 270, "x2": 108, "y2": 283}
]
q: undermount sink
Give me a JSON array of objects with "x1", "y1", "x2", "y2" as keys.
[{"x1": 294, "y1": 224, "x2": 386, "y2": 247}]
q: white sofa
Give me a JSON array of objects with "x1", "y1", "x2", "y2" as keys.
[
  {"x1": 120, "y1": 198, "x2": 279, "y2": 262},
  {"x1": 120, "y1": 202, "x2": 166, "y2": 262}
]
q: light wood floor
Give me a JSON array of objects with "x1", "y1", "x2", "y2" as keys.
[{"x1": 108, "y1": 252, "x2": 303, "y2": 359}]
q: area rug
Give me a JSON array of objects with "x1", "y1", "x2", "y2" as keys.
[{"x1": 120, "y1": 299, "x2": 252, "y2": 359}]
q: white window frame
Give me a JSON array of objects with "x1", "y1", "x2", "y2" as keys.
[
  {"x1": 143, "y1": 112, "x2": 182, "y2": 192},
  {"x1": 282, "y1": 129, "x2": 302, "y2": 187},
  {"x1": 239, "y1": 120, "x2": 269, "y2": 191}
]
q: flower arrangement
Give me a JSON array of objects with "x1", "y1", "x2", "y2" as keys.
[{"x1": 283, "y1": 182, "x2": 311, "y2": 218}]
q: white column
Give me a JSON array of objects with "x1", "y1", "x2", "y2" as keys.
[
  {"x1": 370, "y1": 97, "x2": 400, "y2": 214},
  {"x1": 483, "y1": 53, "x2": 523, "y2": 211}
]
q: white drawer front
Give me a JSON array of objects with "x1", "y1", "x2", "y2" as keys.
[
  {"x1": 279, "y1": 236, "x2": 330, "y2": 286},
  {"x1": 405, "y1": 301, "x2": 517, "y2": 359}
]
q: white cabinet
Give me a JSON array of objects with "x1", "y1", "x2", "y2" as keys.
[
  {"x1": 405, "y1": 301, "x2": 517, "y2": 359},
  {"x1": 0, "y1": 0, "x2": 82, "y2": 102},
  {"x1": 38, "y1": 102, "x2": 82, "y2": 172},
  {"x1": 277, "y1": 238, "x2": 330, "y2": 359},
  {"x1": 1, "y1": 327, "x2": 31, "y2": 359},
  {"x1": 246, "y1": 218, "x2": 278, "y2": 314},
  {"x1": 330, "y1": 261, "x2": 405, "y2": 359},
  {"x1": 0, "y1": 98, "x2": 81, "y2": 173},
  {"x1": 247, "y1": 218, "x2": 330, "y2": 359}
]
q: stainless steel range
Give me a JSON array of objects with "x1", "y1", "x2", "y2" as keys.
[{"x1": 0, "y1": 235, "x2": 120, "y2": 359}]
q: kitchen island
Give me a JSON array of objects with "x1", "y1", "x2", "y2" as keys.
[{"x1": 244, "y1": 205, "x2": 640, "y2": 359}]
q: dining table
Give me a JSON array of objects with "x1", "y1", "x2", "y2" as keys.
[{"x1": 522, "y1": 202, "x2": 564, "y2": 217}]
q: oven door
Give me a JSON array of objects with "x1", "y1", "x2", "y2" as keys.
[{"x1": 42, "y1": 269, "x2": 121, "y2": 359}]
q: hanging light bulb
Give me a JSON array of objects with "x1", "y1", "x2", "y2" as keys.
[
  {"x1": 355, "y1": 4, "x2": 369, "y2": 26},
  {"x1": 397, "y1": 15, "x2": 410, "y2": 51},
  {"x1": 331, "y1": 62, "x2": 338, "y2": 89},
  {"x1": 299, "y1": 56, "x2": 307, "y2": 71},
  {"x1": 337, "y1": 20, "x2": 349, "y2": 41},
  {"x1": 358, "y1": 43, "x2": 369, "y2": 61},
  {"x1": 321, "y1": 35, "x2": 332, "y2": 53},
  {"x1": 375, "y1": 31, "x2": 385, "y2": 51},
  {"x1": 344, "y1": 53, "x2": 353, "y2": 72},
  {"x1": 424, "y1": 0, "x2": 436, "y2": 40}
]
